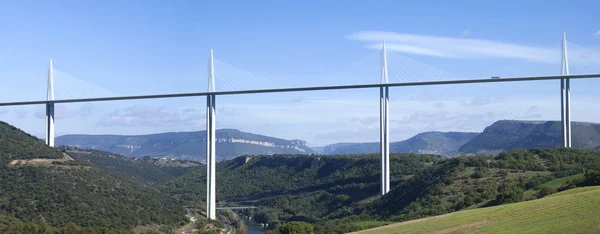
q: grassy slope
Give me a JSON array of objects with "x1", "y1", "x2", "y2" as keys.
[{"x1": 355, "y1": 186, "x2": 600, "y2": 234}]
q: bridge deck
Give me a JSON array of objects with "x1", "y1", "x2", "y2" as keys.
[{"x1": 0, "y1": 74, "x2": 599, "y2": 107}]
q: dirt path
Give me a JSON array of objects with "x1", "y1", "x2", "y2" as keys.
[{"x1": 9, "y1": 153, "x2": 74, "y2": 166}]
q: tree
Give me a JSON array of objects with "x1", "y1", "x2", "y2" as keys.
[
  {"x1": 580, "y1": 171, "x2": 600, "y2": 187},
  {"x1": 471, "y1": 167, "x2": 490, "y2": 179},
  {"x1": 278, "y1": 221, "x2": 314, "y2": 234},
  {"x1": 494, "y1": 180, "x2": 524, "y2": 205}
]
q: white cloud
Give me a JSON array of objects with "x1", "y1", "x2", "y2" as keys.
[
  {"x1": 595, "y1": 30, "x2": 600, "y2": 38},
  {"x1": 382, "y1": 43, "x2": 453, "y2": 57},
  {"x1": 348, "y1": 31, "x2": 559, "y2": 63},
  {"x1": 96, "y1": 105, "x2": 204, "y2": 128}
]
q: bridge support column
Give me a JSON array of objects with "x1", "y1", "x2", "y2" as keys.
[
  {"x1": 380, "y1": 42, "x2": 390, "y2": 195},
  {"x1": 560, "y1": 32, "x2": 572, "y2": 148},
  {"x1": 45, "y1": 59, "x2": 55, "y2": 147},
  {"x1": 46, "y1": 103, "x2": 54, "y2": 147},
  {"x1": 206, "y1": 50, "x2": 217, "y2": 220}
]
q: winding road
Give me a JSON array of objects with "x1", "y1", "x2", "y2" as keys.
[
  {"x1": 181, "y1": 208, "x2": 197, "y2": 234},
  {"x1": 219, "y1": 214, "x2": 234, "y2": 234}
]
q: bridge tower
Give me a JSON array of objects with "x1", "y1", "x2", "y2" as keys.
[
  {"x1": 206, "y1": 50, "x2": 217, "y2": 220},
  {"x1": 380, "y1": 42, "x2": 390, "y2": 195},
  {"x1": 561, "y1": 32, "x2": 572, "y2": 148},
  {"x1": 46, "y1": 59, "x2": 55, "y2": 147}
]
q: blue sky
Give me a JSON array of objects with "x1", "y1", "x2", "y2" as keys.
[{"x1": 1, "y1": 0, "x2": 599, "y2": 146}]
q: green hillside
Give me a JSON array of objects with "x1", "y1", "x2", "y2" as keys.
[
  {"x1": 159, "y1": 147, "x2": 600, "y2": 233},
  {"x1": 0, "y1": 121, "x2": 63, "y2": 164},
  {"x1": 61, "y1": 146, "x2": 202, "y2": 186},
  {"x1": 0, "y1": 214, "x2": 134, "y2": 233},
  {"x1": 0, "y1": 121, "x2": 187, "y2": 230},
  {"x1": 366, "y1": 148, "x2": 600, "y2": 221},
  {"x1": 5, "y1": 119, "x2": 600, "y2": 233},
  {"x1": 159, "y1": 154, "x2": 443, "y2": 218},
  {"x1": 355, "y1": 186, "x2": 600, "y2": 234}
]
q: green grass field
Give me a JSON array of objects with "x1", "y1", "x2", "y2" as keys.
[
  {"x1": 354, "y1": 186, "x2": 600, "y2": 234},
  {"x1": 538, "y1": 173, "x2": 584, "y2": 188}
]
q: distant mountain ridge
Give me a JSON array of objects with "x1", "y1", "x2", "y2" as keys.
[
  {"x1": 316, "y1": 120, "x2": 600, "y2": 156},
  {"x1": 55, "y1": 120, "x2": 600, "y2": 161},
  {"x1": 56, "y1": 129, "x2": 314, "y2": 161},
  {"x1": 318, "y1": 132, "x2": 479, "y2": 156},
  {"x1": 458, "y1": 120, "x2": 600, "y2": 154}
]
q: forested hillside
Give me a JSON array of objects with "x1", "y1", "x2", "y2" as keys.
[
  {"x1": 158, "y1": 154, "x2": 442, "y2": 218},
  {"x1": 159, "y1": 147, "x2": 600, "y2": 233},
  {"x1": 0, "y1": 121, "x2": 188, "y2": 231},
  {"x1": 366, "y1": 148, "x2": 600, "y2": 221},
  {"x1": 4, "y1": 119, "x2": 600, "y2": 233},
  {"x1": 0, "y1": 215, "x2": 134, "y2": 233},
  {"x1": 61, "y1": 146, "x2": 202, "y2": 186},
  {"x1": 0, "y1": 121, "x2": 63, "y2": 164}
]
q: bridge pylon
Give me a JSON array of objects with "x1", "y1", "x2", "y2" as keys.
[
  {"x1": 45, "y1": 59, "x2": 55, "y2": 147},
  {"x1": 380, "y1": 42, "x2": 390, "y2": 195},
  {"x1": 560, "y1": 32, "x2": 572, "y2": 148},
  {"x1": 206, "y1": 50, "x2": 217, "y2": 220}
]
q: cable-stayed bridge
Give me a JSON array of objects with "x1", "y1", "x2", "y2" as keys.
[{"x1": 1, "y1": 33, "x2": 600, "y2": 220}]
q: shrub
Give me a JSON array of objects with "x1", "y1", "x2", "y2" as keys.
[
  {"x1": 471, "y1": 167, "x2": 490, "y2": 179},
  {"x1": 494, "y1": 180, "x2": 524, "y2": 205},
  {"x1": 537, "y1": 187, "x2": 557, "y2": 198}
]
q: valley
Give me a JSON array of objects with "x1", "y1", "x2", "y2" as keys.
[
  {"x1": 2, "y1": 2, "x2": 600, "y2": 233},
  {"x1": 1, "y1": 120, "x2": 600, "y2": 233}
]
